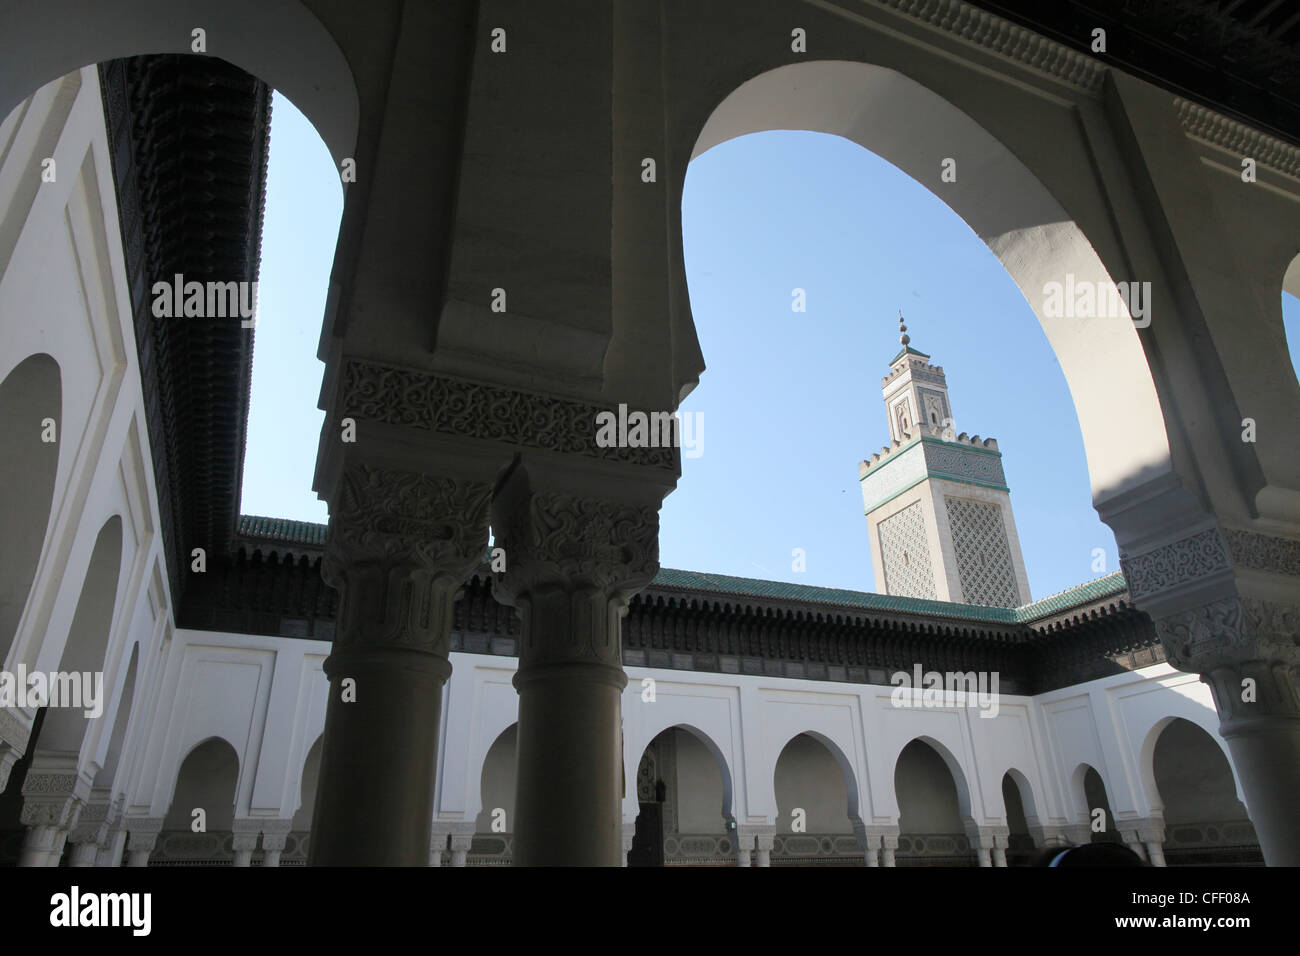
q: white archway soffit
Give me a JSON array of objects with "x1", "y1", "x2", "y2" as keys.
[
  {"x1": 0, "y1": 0, "x2": 358, "y2": 165},
  {"x1": 690, "y1": 60, "x2": 1171, "y2": 501}
]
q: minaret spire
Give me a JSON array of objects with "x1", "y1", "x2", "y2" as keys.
[{"x1": 860, "y1": 314, "x2": 1031, "y2": 607}]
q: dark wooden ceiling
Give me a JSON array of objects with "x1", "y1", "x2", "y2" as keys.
[{"x1": 965, "y1": 0, "x2": 1300, "y2": 146}]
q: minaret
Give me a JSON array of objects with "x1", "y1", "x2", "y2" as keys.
[{"x1": 858, "y1": 315, "x2": 1031, "y2": 607}]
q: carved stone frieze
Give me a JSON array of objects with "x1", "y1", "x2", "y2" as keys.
[
  {"x1": 323, "y1": 463, "x2": 491, "y2": 660},
  {"x1": 339, "y1": 358, "x2": 677, "y2": 471},
  {"x1": 21, "y1": 770, "x2": 81, "y2": 797},
  {"x1": 1120, "y1": 528, "x2": 1232, "y2": 601},
  {"x1": 1223, "y1": 529, "x2": 1300, "y2": 576},
  {"x1": 923, "y1": 442, "x2": 1007, "y2": 487}
]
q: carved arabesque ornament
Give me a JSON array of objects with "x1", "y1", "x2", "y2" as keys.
[
  {"x1": 340, "y1": 359, "x2": 677, "y2": 471},
  {"x1": 19, "y1": 768, "x2": 90, "y2": 831},
  {"x1": 1155, "y1": 596, "x2": 1300, "y2": 720},
  {"x1": 498, "y1": 492, "x2": 659, "y2": 595},
  {"x1": 1120, "y1": 528, "x2": 1233, "y2": 602},
  {"x1": 493, "y1": 489, "x2": 660, "y2": 668},
  {"x1": 323, "y1": 464, "x2": 491, "y2": 657}
]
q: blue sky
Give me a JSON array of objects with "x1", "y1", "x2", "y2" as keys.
[{"x1": 242, "y1": 92, "x2": 1300, "y2": 604}]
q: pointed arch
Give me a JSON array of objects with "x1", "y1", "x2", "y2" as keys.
[
  {"x1": 34, "y1": 515, "x2": 123, "y2": 758},
  {"x1": 687, "y1": 59, "x2": 1171, "y2": 506},
  {"x1": 0, "y1": 353, "x2": 61, "y2": 667}
]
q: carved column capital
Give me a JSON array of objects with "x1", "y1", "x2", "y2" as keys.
[
  {"x1": 19, "y1": 770, "x2": 87, "y2": 830},
  {"x1": 492, "y1": 464, "x2": 660, "y2": 678},
  {"x1": 0, "y1": 708, "x2": 32, "y2": 792},
  {"x1": 231, "y1": 818, "x2": 262, "y2": 853},
  {"x1": 67, "y1": 796, "x2": 113, "y2": 846},
  {"x1": 124, "y1": 817, "x2": 164, "y2": 853},
  {"x1": 259, "y1": 819, "x2": 294, "y2": 853},
  {"x1": 322, "y1": 463, "x2": 491, "y2": 669},
  {"x1": 1154, "y1": 596, "x2": 1300, "y2": 721}
]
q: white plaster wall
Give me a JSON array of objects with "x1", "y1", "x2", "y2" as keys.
[
  {"x1": 0, "y1": 67, "x2": 173, "y2": 806},
  {"x1": 122, "y1": 630, "x2": 324, "y2": 822},
  {"x1": 422, "y1": 653, "x2": 1237, "y2": 841},
  {"x1": 109, "y1": 634, "x2": 1247, "y2": 855}
]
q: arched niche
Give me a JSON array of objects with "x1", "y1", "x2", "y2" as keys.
[{"x1": 0, "y1": 354, "x2": 61, "y2": 666}]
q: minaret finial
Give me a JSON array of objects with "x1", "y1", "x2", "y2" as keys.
[{"x1": 898, "y1": 310, "x2": 910, "y2": 347}]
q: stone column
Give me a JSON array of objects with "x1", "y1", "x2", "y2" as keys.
[
  {"x1": 65, "y1": 794, "x2": 113, "y2": 867},
  {"x1": 17, "y1": 810, "x2": 68, "y2": 867},
  {"x1": 735, "y1": 829, "x2": 754, "y2": 867},
  {"x1": 429, "y1": 825, "x2": 450, "y2": 867},
  {"x1": 991, "y1": 829, "x2": 1010, "y2": 867},
  {"x1": 1122, "y1": 816, "x2": 1167, "y2": 866},
  {"x1": 449, "y1": 823, "x2": 475, "y2": 867},
  {"x1": 309, "y1": 464, "x2": 490, "y2": 866},
  {"x1": 96, "y1": 801, "x2": 127, "y2": 868},
  {"x1": 753, "y1": 829, "x2": 775, "y2": 868},
  {"x1": 0, "y1": 709, "x2": 32, "y2": 795},
  {"x1": 966, "y1": 824, "x2": 1007, "y2": 868},
  {"x1": 18, "y1": 768, "x2": 86, "y2": 866},
  {"x1": 881, "y1": 832, "x2": 899, "y2": 868},
  {"x1": 1142, "y1": 837, "x2": 1167, "y2": 868},
  {"x1": 260, "y1": 819, "x2": 293, "y2": 867},
  {"x1": 865, "y1": 825, "x2": 900, "y2": 868},
  {"x1": 231, "y1": 818, "x2": 261, "y2": 867},
  {"x1": 1154, "y1": 594, "x2": 1300, "y2": 866},
  {"x1": 98, "y1": 830, "x2": 127, "y2": 868},
  {"x1": 492, "y1": 461, "x2": 661, "y2": 867},
  {"x1": 124, "y1": 818, "x2": 163, "y2": 867}
]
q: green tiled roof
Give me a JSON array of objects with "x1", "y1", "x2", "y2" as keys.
[
  {"x1": 1012, "y1": 571, "x2": 1128, "y2": 622},
  {"x1": 650, "y1": 568, "x2": 1018, "y2": 624},
  {"x1": 234, "y1": 516, "x2": 1129, "y2": 623},
  {"x1": 238, "y1": 515, "x2": 328, "y2": 547},
  {"x1": 649, "y1": 569, "x2": 1129, "y2": 624},
  {"x1": 889, "y1": 345, "x2": 931, "y2": 363}
]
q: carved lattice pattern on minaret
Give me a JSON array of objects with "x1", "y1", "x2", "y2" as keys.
[
  {"x1": 945, "y1": 497, "x2": 1020, "y2": 607},
  {"x1": 878, "y1": 502, "x2": 937, "y2": 599}
]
